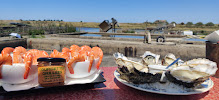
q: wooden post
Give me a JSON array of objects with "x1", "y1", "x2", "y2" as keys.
[
  {"x1": 206, "y1": 41, "x2": 219, "y2": 78},
  {"x1": 147, "y1": 31, "x2": 151, "y2": 43}
]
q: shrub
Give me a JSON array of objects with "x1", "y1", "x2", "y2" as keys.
[
  {"x1": 205, "y1": 22, "x2": 214, "y2": 26},
  {"x1": 195, "y1": 22, "x2": 203, "y2": 27},
  {"x1": 186, "y1": 22, "x2": 193, "y2": 27},
  {"x1": 28, "y1": 29, "x2": 44, "y2": 35}
]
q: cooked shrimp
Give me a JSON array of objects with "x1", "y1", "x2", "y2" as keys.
[
  {"x1": 50, "y1": 49, "x2": 68, "y2": 60},
  {"x1": 68, "y1": 45, "x2": 94, "y2": 74},
  {"x1": 0, "y1": 47, "x2": 13, "y2": 65},
  {"x1": 70, "y1": 45, "x2": 80, "y2": 58},
  {"x1": 62, "y1": 47, "x2": 71, "y2": 61},
  {"x1": 23, "y1": 52, "x2": 33, "y2": 79},
  {"x1": 0, "y1": 54, "x2": 13, "y2": 78},
  {"x1": 67, "y1": 54, "x2": 86, "y2": 74},
  {"x1": 25, "y1": 49, "x2": 39, "y2": 65},
  {"x1": 39, "y1": 50, "x2": 49, "y2": 58},
  {"x1": 79, "y1": 46, "x2": 94, "y2": 72},
  {"x1": 50, "y1": 49, "x2": 59, "y2": 58},
  {"x1": 0, "y1": 47, "x2": 14, "y2": 65},
  {"x1": 23, "y1": 50, "x2": 49, "y2": 79},
  {"x1": 13, "y1": 46, "x2": 26, "y2": 63},
  {"x1": 1, "y1": 47, "x2": 14, "y2": 56},
  {"x1": 79, "y1": 45, "x2": 91, "y2": 56},
  {"x1": 26, "y1": 49, "x2": 49, "y2": 65},
  {"x1": 88, "y1": 51, "x2": 94, "y2": 73},
  {"x1": 0, "y1": 54, "x2": 13, "y2": 65},
  {"x1": 91, "y1": 47, "x2": 103, "y2": 69}
]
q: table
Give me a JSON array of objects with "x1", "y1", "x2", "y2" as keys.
[{"x1": 1, "y1": 67, "x2": 218, "y2": 100}]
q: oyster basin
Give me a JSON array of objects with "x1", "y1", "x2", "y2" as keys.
[
  {"x1": 1, "y1": 64, "x2": 38, "y2": 84},
  {"x1": 66, "y1": 58, "x2": 99, "y2": 78}
]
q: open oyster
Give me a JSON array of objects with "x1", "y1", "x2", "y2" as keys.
[
  {"x1": 165, "y1": 58, "x2": 218, "y2": 88},
  {"x1": 141, "y1": 51, "x2": 160, "y2": 65},
  {"x1": 162, "y1": 53, "x2": 177, "y2": 67},
  {"x1": 114, "y1": 52, "x2": 161, "y2": 83}
]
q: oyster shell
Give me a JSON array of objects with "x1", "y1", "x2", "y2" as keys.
[
  {"x1": 162, "y1": 53, "x2": 176, "y2": 67},
  {"x1": 165, "y1": 58, "x2": 218, "y2": 88},
  {"x1": 114, "y1": 52, "x2": 145, "y2": 73},
  {"x1": 141, "y1": 51, "x2": 160, "y2": 65},
  {"x1": 114, "y1": 52, "x2": 162, "y2": 83}
]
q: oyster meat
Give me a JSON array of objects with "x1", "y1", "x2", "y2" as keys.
[
  {"x1": 141, "y1": 51, "x2": 160, "y2": 65},
  {"x1": 162, "y1": 53, "x2": 177, "y2": 67},
  {"x1": 165, "y1": 58, "x2": 218, "y2": 88}
]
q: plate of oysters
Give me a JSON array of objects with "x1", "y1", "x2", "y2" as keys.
[{"x1": 113, "y1": 51, "x2": 218, "y2": 95}]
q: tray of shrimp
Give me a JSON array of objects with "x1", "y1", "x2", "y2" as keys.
[{"x1": 0, "y1": 45, "x2": 105, "y2": 93}]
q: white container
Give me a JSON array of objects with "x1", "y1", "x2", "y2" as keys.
[
  {"x1": 66, "y1": 58, "x2": 99, "y2": 78},
  {"x1": 183, "y1": 31, "x2": 193, "y2": 35},
  {"x1": 148, "y1": 65, "x2": 167, "y2": 74},
  {"x1": 1, "y1": 64, "x2": 38, "y2": 84}
]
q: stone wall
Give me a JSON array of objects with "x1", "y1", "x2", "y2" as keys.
[
  {"x1": 0, "y1": 39, "x2": 27, "y2": 51},
  {"x1": 27, "y1": 38, "x2": 205, "y2": 60}
]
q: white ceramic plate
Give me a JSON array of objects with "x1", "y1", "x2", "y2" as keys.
[
  {"x1": 114, "y1": 70, "x2": 214, "y2": 95},
  {"x1": 1, "y1": 70, "x2": 102, "y2": 92}
]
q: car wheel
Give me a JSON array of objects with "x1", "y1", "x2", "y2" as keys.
[{"x1": 156, "y1": 36, "x2": 165, "y2": 43}]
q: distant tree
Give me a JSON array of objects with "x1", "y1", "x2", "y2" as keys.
[
  {"x1": 195, "y1": 22, "x2": 203, "y2": 27},
  {"x1": 186, "y1": 22, "x2": 193, "y2": 27},
  {"x1": 143, "y1": 21, "x2": 152, "y2": 24},
  {"x1": 171, "y1": 21, "x2": 176, "y2": 24},
  {"x1": 205, "y1": 22, "x2": 214, "y2": 26},
  {"x1": 180, "y1": 22, "x2": 184, "y2": 25},
  {"x1": 20, "y1": 19, "x2": 23, "y2": 21},
  {"x1": 61, "y1": 20, "x2": 63, "y2": 21},
  {"x1": 38, "y1": 20, "x2": 41, "y2": 21}
]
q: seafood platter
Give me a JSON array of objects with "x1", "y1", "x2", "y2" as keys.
[
  {"x1": 0, "y1": 45, "x2": 105, "y2": 93},
  {"x1": 113, "y1": 51, "x2": 218, "y2": 95}
]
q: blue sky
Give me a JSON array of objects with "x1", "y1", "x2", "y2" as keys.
[{"x1": 0, "y1": 0, "x2": 219, "y2": 23}]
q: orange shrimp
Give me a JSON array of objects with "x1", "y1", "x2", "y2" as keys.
[
  {"x1": 79, "y1": 45, "x2": 95, "y2": 72},
  {"x1": 0, "y1": 54, "x2": 13, "y2": 65},
  {"x1": 0, "y1": 54, "x2": 13, "y2": 79},
  {"x1": 0, "y1": 47, "x2": 14, "y2": 66},
  {"x1": 23, "y1": 50, "x2": 49, "y2": 79},
  {"x1": 13, "y1": 46, "x2": 26, "y2": 63},
  {"x1": 67, "y1": 54, "x2": 86, "y2": 74},
  {"x1": 25, "y1": 49, "x2": 39, "y2": 65},
  {"x1": 50, "y1": 49, "x2": 68, "y2": 60},
  {"x1": 50, "y1": 49, "x2": 59, "y2": 58},
  {"x1": 79, "y1": 45, "x2": 91, "y2": 56},
  {"x1": 26, "y1": 49, "x2": 49, "y2": 65},
  {"x1": 39, "y1": 50, "x2": 49, "y2": 58},
  {"x1": 1, "y1": 47, "x2": 14, "y2": 56},
  {"x1": 70, "y1": 45, "x2": 80, "y2": 58},
  {"x1": 88, "y1": 51, "x2": 94, "y2": 73},
  {"x1": 62, "y1": 47, "x2": 71, "y2": 61},
  {"x1": 91, "y1": 47, "x2": 103, "y2": 69},
  {"x1": 23, "y1": 52, "x2": 33, "y2": 79}
]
